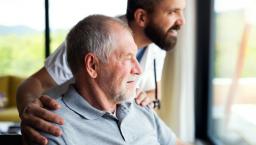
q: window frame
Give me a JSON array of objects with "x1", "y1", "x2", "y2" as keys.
[
  {"x1": 45, "y1": 0, "x2": 50, "y2": 58},
  {"x1": 195, "y1": 0, "x2": 216, "y2": 144}
]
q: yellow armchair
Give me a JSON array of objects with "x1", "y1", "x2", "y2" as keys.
[{"x1": 0, "y1": 75, "x2": 24, "y2": 122}]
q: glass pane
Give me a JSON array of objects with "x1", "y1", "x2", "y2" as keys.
[
  {"x1": 210, "y1": 0, "x2": 256, "y2": 144},
  {"x1": 0, "y1": 0, "x2": 45, "y2": 77},
  {"x1": 49, "y1": 0, "x2": 126, "y2": 53}
]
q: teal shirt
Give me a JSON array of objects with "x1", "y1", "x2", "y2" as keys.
[{"x1": 39, "y1": 86, "x2": 176, "y2": 145}]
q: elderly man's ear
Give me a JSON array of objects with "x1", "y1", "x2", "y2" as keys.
[{"x1": 84, "y1": 53, "x2": 98, "y2": 78}]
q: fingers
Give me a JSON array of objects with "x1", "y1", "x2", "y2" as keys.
[
  {"x1": 21, "y1": 122, "x2": 48, "y2": 145},
  {"x1": 135, "y1": 89, "x2": 145, "y2": 105},
  {"x1": 148, "y1": 102, "x2": 154, "y2": 109},
  {"x1": 135, "y1": 89, "x2": 153, "y2": 107},
  {"x1": 20, "y1": 97, "x2": 64, "y2": 144},
  {"x1": 21, "y1": 112, "x2": 62, "y2": 136},
  {"x1": 23, "y1": 101, "x2": 64, "y2": 125},
  {"x1": 40, "y1": 95, "x2": 61, "y2": 110}
]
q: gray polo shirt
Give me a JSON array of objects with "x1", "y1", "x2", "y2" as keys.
[{"x1": 41, "y1": 86, "x2": 176, "y2": 145}]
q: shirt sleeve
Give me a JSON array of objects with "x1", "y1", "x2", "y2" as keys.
[{"x1": 45, "y1": 41, "x2": 73, "y2": 85}]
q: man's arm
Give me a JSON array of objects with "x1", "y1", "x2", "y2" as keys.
[
  {"x1": 16, "y1": 67, "x2": 64, "y2": 145},
  {"x1": 135, "y1": 81, "x2": 161, "y2": 107},
  {"x1": 17, "y1": 67, "x2": 56, "y2": 112}
]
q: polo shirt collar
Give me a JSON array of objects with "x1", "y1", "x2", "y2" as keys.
[{"x1": 62, "y1": 85, "x2": 132, "y2": 120}]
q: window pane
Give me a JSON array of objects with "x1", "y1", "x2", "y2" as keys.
[
  {"x1": 0, "y1": 0, "x2": 45, "y2": 77},
  {"x1": 210, "y1": 0, "x2": 256, "y2": 144},
  {"x1": 49, "y1": 0, "x2": 127, "y2": 53}
]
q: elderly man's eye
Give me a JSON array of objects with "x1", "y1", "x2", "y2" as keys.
[
  {"x1": 127, "y1": 55, "x2": 133, "y2": 59},
  {"x1": 124, "y1": 54, "x2": 133, "y2": 60}
]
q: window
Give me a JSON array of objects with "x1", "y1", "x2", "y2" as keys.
[
  {"x1": 0, "y1": 0, "x2": 128, "y2": 128},
  {"x1": 0, "y1": 0, "x2": 45, "y2": 77},
  {"x1": 0, "y1": 0, "x2": 127, "y2": 77},
  {"x1": 209, "y1": 0, "x2": 256, "y2": 144},
  {"x1": 49, "y1": 0, "x2": 127, "y2": 53}
]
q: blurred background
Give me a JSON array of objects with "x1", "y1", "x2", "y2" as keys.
[{"x1": 0, "y1": 0, "x2": 255, "y2": 145}]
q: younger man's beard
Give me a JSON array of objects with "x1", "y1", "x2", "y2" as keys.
[{"x1": 144, "y1": 21, "x2": 180, "y2": 51}]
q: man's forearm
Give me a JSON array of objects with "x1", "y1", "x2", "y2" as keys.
[
  {"x1": 16, "y1": 77, "x2": 45, "y2": 114},
  {"x1": 16, "y1": 67, "x2": 64, "y2": 145},
  {"x1": 16, "y1": 67, "x2": 57, "y2": 114}
]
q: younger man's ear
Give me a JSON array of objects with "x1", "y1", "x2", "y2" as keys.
[
  {"x1": 133, "y1": 8, "x2": 148, "y2": 27},
  {"x1": 84, "y1": 53, "x2": 98, "y2": 78}
]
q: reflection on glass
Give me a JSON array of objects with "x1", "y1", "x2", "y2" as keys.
[
  {"x1": 211, "y1": 0, "x2": 256, "y2": 145},
  {"x1": 0, "y1": 0, "x2": 44, "y2": 77}
]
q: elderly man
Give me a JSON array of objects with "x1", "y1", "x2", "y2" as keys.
[
  {"x1": 33, "y1": 15, "x2": 177, "y2": 145},
  {"x1": 17, "y1": 0, "x2": 186, "y2": 144}
]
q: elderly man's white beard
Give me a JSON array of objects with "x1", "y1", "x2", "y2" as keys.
[
  {"x1": 126, "y1": 89, "x2": 136, "y2": 101},
  {"x1": 114, "y1": 88, "x2": 136, "y2": 103}
]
